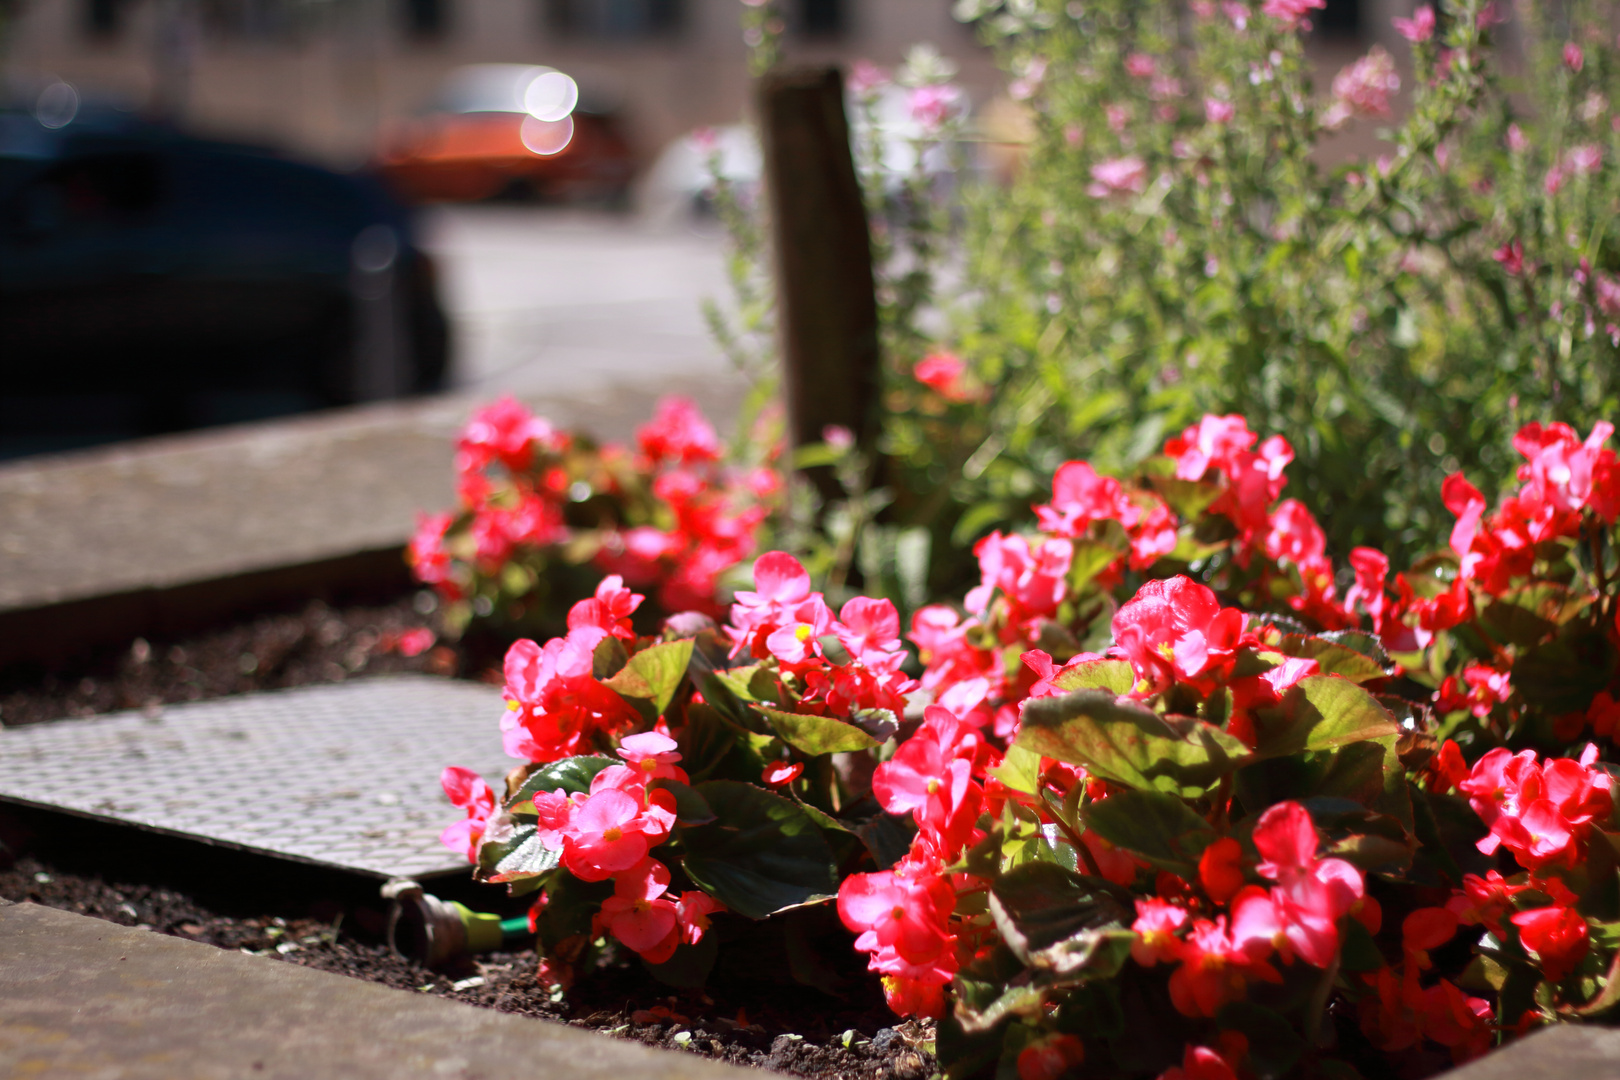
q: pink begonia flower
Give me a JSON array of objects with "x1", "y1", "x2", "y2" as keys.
[
  {"x1": 1565, "y1": 42, "x2": 1585, "y2": 72},
  {"x1": 1164, "y1": 414, "x2": 1257, "y2": 480},
  {"x1": 1566, "y1": 144, "x2": 1602, "y2": 175},
  {"x1": 1033, "y1": 460, "x2": 1137, "y2": 536},
  {"x1": 1111, "y1": 576, "x2": 1244, "y2": 693},
  {"x1": 616, "y1": 731, "x2": 687, "y2": 784},
  {"x1": 1222, "y1": 0, "x2": 1249, "y2": 27},
  {"x1": 1105, "y1": 104, "x2": 1131, "y2": 134},
  {"x1": 909, "y1": 84, "x2": 961, "y2": 130},
  {"x1": 1392, "y1": 5, "x2": 1434, "y2": 42},
  {"x1": 1546, "y1": 166, "x2": 1566, "y2": 195},
  {"x1": 1160, "y1": 1045, "x2": 1239, "y2": 1080},
  {"x1": 762, "y1": 761, "x2": 803, "y2": 787},
  {"x1": 1260, "y1": 0, "x2": 1324, "y2": 29},
  {"x1": 408, "y1": 512, "x2": 456, "y2": 592},
  {"x1": 1124, "y1": 53, "x2": 1157, "y2": 78},
  {"x1": 676, "y1": 891, "x2": 724, "y2": 945},
  {"x1": 847, "y1": 60, "x2": 889, "y2": 96},
  {"x1": 594, "y1": 857, "x2": 680, "y2": 963},
  {"x1": 396, "y1": 626, "x2": 437, "y2": 657},
  {"x1": 1441, "y1": 472, "x2": 1487, "y2": 562},
  {"x1": 1514, "y1": 420, "x2": 1617, "y2": 515},
  {"x1": 566, "y1": 574, "x2": 644, "y2": 641},
  {"x1": 439, "y1": 766, "x2": 496, "y2": 862},
  {"x1": 763, "y1": 593, "x2": 836, "y2": 665},
  {"x1": 1169, "y1": 916, "x2": 1282, "y2": 1018},
  {"x1": 1262, "y1": 498, "x2": 1327, "y2": 566},
  {"x1": 836, "y1": 596, "x2": 903, "y2": 663},
  {"x1": 560, "y1": 788, "x2": 663, "y2": 881},
  {"x1": 1130, "y1": 897, "x2": 1189, "y2": 966},
  {"x1": 914, "y1": 352, "x2": 975, "y2": 402},
  {"x1": 1493, "y1": 239, "x2": 1525, "y2": 276},
  {"x1": 458, "y1": 395, "x2": 564, "y2": 474},
  {"x1": 1323, "y1": 46, "x2": 1399, "y2": 129},
  {"x1": 1597, "y1": 275, "x2": 1620, "y2": 318},
  {"x1": 1088, "y1": 156, "x2": 1148, "y2": 198},
  {"x1": 965, "y1": 531, "x2": 1073, "y2": 623},
  {"x1": 1205, "y1": 98, "x2": 1235, "y2": 124},
  {"x1": 501, "y1": 626, "x2": 638, "y2": 762},
  {"x1": 637, "y1": 395, "x2": 720, "y2": 465}
]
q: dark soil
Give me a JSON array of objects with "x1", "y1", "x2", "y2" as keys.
[
  {"x1": 0, "y1": 852, "x2": 934, "y2": 1080},
  {"x1": 0, "y1": 591, "x2": 470, "y2": 728},
  {"x1": 0, "y1": 593, "x2": 936, "y2": 1079}
]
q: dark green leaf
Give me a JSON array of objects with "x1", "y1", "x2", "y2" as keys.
[
  {"x1": 602, "y1": 638, "x2": 695, "y2": 715},
  {"x1": 648, "y1": 778, "x2": 715, "y2": 825},
  {"x1": 849, "y1": 811, "x2": 917, "y2": 870},
  {"x1": 1017, "y1": 689, "x2": 1253, "y2": 796},
  {"x1": 680, "y1": 781, "x2": 839, "y2": 919},
  {"x1": 1081, "y1": 790, "x2": 1215, "y2": 878},
  {"x1": 987, "y1": 862, "x2": 1130, "y2": 970},
  {"x1": 644, "y1": 932, "x2": 719, "y2": 989},
  {"x1": 1514, "y1": 628, "x2": 1617, "y2": 713},
  {"x1": 508, "y1": 755, "x2": 616, "y2": 808},
  {"x1": 1216, "y1": 1002, "x2": 1305, "y2": 1079},
  {"x1": 756, "y1": 706, "x2": 879, "y2": 754},
  {"x1": 988, "y1": 744, "x2": 1042, "y2": 795},
  {"x1": 473, "y1": 814, "x2": 559, "y2": 884}
]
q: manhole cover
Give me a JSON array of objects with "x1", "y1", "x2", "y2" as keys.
[{"x1": 0, "y1": 676, "x2": 512, "y2": 879}]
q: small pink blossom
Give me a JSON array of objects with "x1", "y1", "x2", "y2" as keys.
[
  {"x1": 1565, "y1": 42, "x2": 1585, "y2": 72},
  {"x1": 1260, "y1": 0, "x2": 1324, "y2": 29},
  {"x1": 1507, "y1": 124, "x2": 1528, "y2": 153},
  {"x1": 1392, "y1": 5, "x2": 1434, "y2": 42},
  {"x1": 1205, "y1": 98, "x2": 1235, "y2": 124},
  {"x1": 848, "y1": 60, "x2": 889, "y2": 96},
  {"x1": 1125, "y1": 53, "x2": 1157, "y2": 79},
  {"x1": 1566, "y1": 144, "x2": 1602, "y2": 175},
  {"x1": 909, "y1": 84, "x2": 962, "y2": 130},
  {"x1": 1088, "y1": 156, "x2": 1148, "y2": 198},
  {"x1": 1324, "y1": 46, "x2": 1399, "y2": 128}
]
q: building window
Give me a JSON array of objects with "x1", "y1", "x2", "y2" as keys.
[
  {"x1": 542, "y1": 0, "x2": 682, "y2": 39},
  {"x1": 796, "y1": 0, "x2": 844, "y2": 38},
  {"x1": 402, "y1": 0, "x2": 449, "y2": 38}
]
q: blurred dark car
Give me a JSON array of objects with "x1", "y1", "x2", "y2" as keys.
[
  {"x1": 0, "y1": 98, "x2": 449, "y2": 457},
  {"x1": 375, "y1": 64, "x2": 634, "y2": 204}
]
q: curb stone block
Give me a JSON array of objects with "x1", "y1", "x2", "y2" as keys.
[{"x1": 0, "y1": 901, "x2": 756, "y2": 1080}]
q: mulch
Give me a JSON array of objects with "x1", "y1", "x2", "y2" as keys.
[{"x1": 0, "y1": 591, "x2": 936, "y2": 1080}]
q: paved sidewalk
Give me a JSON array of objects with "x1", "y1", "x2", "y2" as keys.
[{"x1": 0, "y1": 899, "x2": 754, "y2": 1080}]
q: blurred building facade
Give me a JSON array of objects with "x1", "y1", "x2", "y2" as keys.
[
  {"x1": 4, "y1": 0, "x2": 997, "y2": 166},
  {"x1": 4, "y1": 0, "x2": 1403, "y2": 171}
]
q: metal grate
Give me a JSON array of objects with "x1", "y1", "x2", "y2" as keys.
[{"x1": 0, "y1": 676, "x2": 513, "y2": 880}]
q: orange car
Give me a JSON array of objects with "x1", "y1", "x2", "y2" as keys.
[{"x1": 376, "y1": 64, "x2": 635, "y2": 204}]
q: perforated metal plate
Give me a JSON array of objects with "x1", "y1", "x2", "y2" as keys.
[{"x1": 0, "y1": 676, "x2": 514, "y2": 880}]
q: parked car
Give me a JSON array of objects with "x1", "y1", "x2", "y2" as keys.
[
  {"x1": 0, "y1": 92, "x2": 449, "y2": 456},
  {"x1": 375, "y1": 64, "x2": 635, "y2": 205}
]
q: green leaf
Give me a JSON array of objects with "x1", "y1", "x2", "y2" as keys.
[
  {"x1": 1252, "y1": 676, "x2": 1401, "y2": 758},
  {"x1": 602, "y1": 638, "x2": 695, "y2": 715},
  {"x1": 644, "y1": 932, "x2": 719, "y2": 989},
  {"x1": 508, "y1": 755, "x2": 616, "y2": 808},
  {"x1": 987, "y1": 744, "x2": 1043, "y2": 795},
  {"x1": 1483, "y1": 583, "x2": 1585, "y2": 648},
  {"x1": 648, "y1": 778, "x2": 715, "y2": 825},
  {"x1": 987, "y1": 862, "x2": 1130, "y2": 970},
  {"x1": 1514, "y1": 628, "x2": 1617, "y2": 713},
  {"x1": 755, "y1": 706, "x2": 879, "y2": 754},
  {"x1": 1016, "y1": 689, "x2": 1253, "y2": 796},
  {"x1": 1272, "y1": 635, "x2": 1389, "y2": 683},
  {"x1": 1049, "y1": 659, "x2": 1137, "y2": 695},
  {"x1": 1081, "y1": 790, "x2": 1214, "y2": 878},
  {"x1": 680, "y1": 780, "x2": 839, "y2": 919},
  {"x1": 474, "y1": 814, "x2": 559, "y2": 884}
]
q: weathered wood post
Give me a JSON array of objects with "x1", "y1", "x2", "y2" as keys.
[{"x1": 756, "y1": 66, "x2": 882, "y2": 505}]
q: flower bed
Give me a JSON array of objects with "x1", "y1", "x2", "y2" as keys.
[{"x1": 426, "y1": 396, "x2": 1620, "y2": 1080}]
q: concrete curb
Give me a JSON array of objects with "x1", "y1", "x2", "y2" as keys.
[{"x1": 0, "y1": 900, "x2": 757, "y2": 1080}]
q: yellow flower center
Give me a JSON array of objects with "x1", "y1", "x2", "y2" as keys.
[{"x1": 603, "y1": 826, "x2": 623, "y2": 842}]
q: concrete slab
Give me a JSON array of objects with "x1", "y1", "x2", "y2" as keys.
[
  {"x1": 1436, "y1": 1024, "x2": 1620, "y2": 1079},
  {"x1": 0, "y1": 900, "x2": 756, "y2": 1080},
  {"x1": 0, "y1": 675, "x2": 512, "y2": 880}
]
